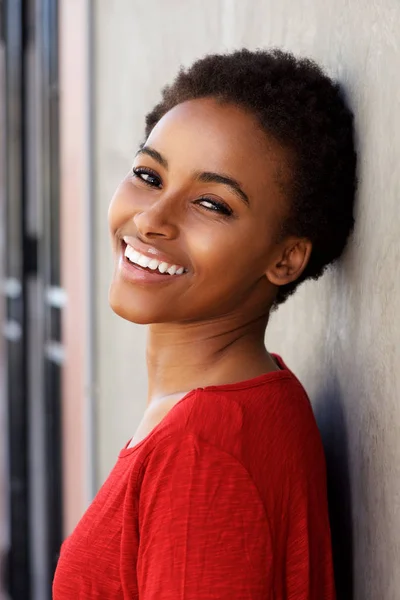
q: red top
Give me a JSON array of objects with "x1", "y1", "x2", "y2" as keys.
[{"x1": 53, "y1": 356, "x2": 335, "y2": 599}]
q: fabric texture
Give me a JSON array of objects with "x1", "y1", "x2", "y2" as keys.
[{"x1": 53, "y1": 355, "x2": 335, "y2": 599}]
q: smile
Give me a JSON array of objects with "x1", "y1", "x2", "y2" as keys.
[{"x1": 124, "y1": 244, "x2": 185, "y2": 276}]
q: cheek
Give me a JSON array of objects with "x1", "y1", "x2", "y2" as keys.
[
  {"x1": 109, "y1": 183, "x2": 128, "y2": 230},
  {"x1": 108, "y1": 180, "x2": 140, "y2": 236},
  {"x1": 187, "y1": 221, "x2": 269, "y2": 285}
]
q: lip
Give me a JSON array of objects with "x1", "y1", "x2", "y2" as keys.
[
  {"x1": 122, "y1": 235, "x2": 186, "y2": 270},
  {"x1": 119, "y1": 254, "x2": 182, "y2": 285}
]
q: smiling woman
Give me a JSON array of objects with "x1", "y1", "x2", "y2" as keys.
[
  {"x1": 108, "y1": 98, "x2": 296, "y2": 326},
  {"x1": 53, "y1": 48, "x2": 357, "y2": 599}
]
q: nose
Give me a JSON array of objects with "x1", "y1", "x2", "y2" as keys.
[{"x1": 133, "y1": 200, "x2": 179, "y2": 240}]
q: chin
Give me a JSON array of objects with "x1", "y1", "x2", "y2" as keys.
[{"x1": 108, "y1": 284, "x2": 169, "y2": 325}]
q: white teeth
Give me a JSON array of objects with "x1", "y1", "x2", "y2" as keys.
[
  {"x1": 124, "y1": 244, "x2": 185, "y2": 275},
  {"x1": 148, "y1": 259, "x2": 159, "y2": 270},
  {"x1": 158, "y1": 262, "x2": 169, "y2": 273},
  {"x1": 138, "y1": 255, "x2": 150, "y2": 268}
]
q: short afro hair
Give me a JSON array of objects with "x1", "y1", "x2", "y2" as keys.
[{"x1": 144, "y1": 48, "x2": 357, "y2": 305}]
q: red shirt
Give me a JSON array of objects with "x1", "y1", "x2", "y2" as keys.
[{"x1": 53, "y1": 356, "x2": 335, "y2": 599}]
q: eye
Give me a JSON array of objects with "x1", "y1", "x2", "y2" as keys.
[
  {"x1": 195, "y1": 197, "x2": 233, "y2": 217},
  {"x1": 133, "y1": 167, "x2": 162, "y2": 188}
]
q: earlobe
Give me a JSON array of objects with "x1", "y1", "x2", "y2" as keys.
[{"x1": 265, "y1": 239, "x2": 312, "y2": 287}]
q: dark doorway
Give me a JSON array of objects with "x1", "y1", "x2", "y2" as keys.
[{"x1": 1, "y1": 1, "x2": 63, "y2": 598}]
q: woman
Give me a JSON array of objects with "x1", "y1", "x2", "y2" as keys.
[{"x1": 53, "y1": 48, "x2": 356, "y2": 599}]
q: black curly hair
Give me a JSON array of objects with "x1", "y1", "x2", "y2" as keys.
[{"x1": 144, "y1": 48, "x2": 357, "y2": 305}]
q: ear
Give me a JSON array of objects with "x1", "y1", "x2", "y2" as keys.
[{"x1": 265, "y1": 238, "x2": 312, "y2": 287}]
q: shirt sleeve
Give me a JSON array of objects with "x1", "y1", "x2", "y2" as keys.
[
  {"x1": 284, "y1": 444, "x2": 336, "y2": 600},
  {"x1": 137, "y1": 433, "x2": 272, "y2": 599}
]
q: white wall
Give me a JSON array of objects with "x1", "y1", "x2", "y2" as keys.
[{"x1": 93, "y1": 2, "x2": 400, "y2": 598}]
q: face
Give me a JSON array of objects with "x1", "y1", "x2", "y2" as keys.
[{"x1": 108, "y1": 98, "x2": 304, "y2": 325}]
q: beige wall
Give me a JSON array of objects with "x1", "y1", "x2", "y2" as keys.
[
  {"x1": 93, "y1": 1, "x2": 400, "y2": 598},
  {"x1": 59, "y1": 0, "x2": 94, "y2": 535}
]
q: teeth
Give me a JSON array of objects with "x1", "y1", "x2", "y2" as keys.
[
  {"x1": 138, "y1": 255, "x2": 150, "y2": 268},
  {"x1": 124, "y1": 244, "x2": 185, "y2": 276},
  {"x1": 158, "y1": 262, "x2": 169, "y2": 274},
  {"x1": 125, "y1": 247, "x2": 133, "y2": 262},
  {"x1": 148, "y1": 259, "x2": 159, "y2": 270}
]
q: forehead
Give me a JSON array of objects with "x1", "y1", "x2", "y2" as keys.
[{"x1": 146, "y1": 98, "x2": 289, "y2": 199}]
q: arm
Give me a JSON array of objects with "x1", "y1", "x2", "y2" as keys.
[{"x1": 137, "y1": 433, "x2": 272, "y2": 599}]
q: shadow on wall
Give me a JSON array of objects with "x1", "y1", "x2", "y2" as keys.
[{"x1": 313, "y1": 375, "x2": 354, "y2": 600}]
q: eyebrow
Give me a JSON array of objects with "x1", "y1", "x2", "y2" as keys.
[
  {"x1": 195, "y1": 171, "x2": 249, "y2": 205},
  {"x1": 136, "y1": 144, "x2": 168, "y2": 169},
  {"x1": 136, "y1": 144, "x2": 249, "y2": 205}
]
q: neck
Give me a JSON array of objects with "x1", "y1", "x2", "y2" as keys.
[{"x1": 146, "y1": 309, "x2": 277, "y2": 405}]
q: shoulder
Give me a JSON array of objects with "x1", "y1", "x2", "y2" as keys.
[
  {"x1": 134, "y1": 367, "x2": 325, "y2": 486},
  {"x1": 185, "y1": 373, "x2": 322, "y2": 463},
  {"x1": 137, "y1": 431, "x2": 268, "y2": 521}
]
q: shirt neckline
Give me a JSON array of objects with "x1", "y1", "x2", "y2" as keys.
[{"x1": 118, "y1": 353, "x2": 291, "y2": 458}]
